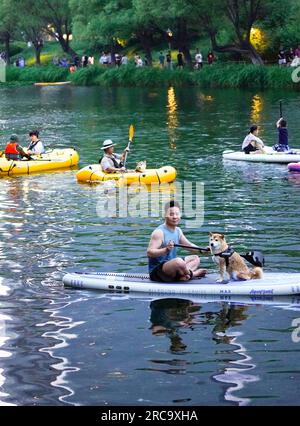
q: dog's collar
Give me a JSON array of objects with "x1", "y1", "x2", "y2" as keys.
[{"x1": 214, "y1": 246, "x2": 235, "y2": 268}]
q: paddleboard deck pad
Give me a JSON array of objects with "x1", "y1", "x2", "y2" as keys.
[{"x1": 63, "y1": 272, "x2": 300, "y2": 296}]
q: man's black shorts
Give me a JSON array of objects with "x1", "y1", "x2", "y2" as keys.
[{"x1": 149, "y1": 262, "x2": 175, "y2": 282}]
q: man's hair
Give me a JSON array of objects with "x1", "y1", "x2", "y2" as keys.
[
  {"x1": 250, "y1": 125, "x2": 258, "y2": 134},
  {"x1": 280, "y1": 119, "x2": 287, "y2": 127},
  {"x1": 164, "y1": 200, "x2": 180, "y2": 213}
]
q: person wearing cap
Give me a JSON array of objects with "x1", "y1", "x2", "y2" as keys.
[
  {"x1": 99, "y1": 139, "x2": 129, "y2": 173},
  {"x1": 27, "y1": 130, "x2": 45, "y2": 155},
  {"x1": 4, "y1": 134, "x2": 31, "y2": 160}
]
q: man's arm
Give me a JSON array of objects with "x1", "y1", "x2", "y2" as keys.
[
  {"x1": 179, "y1": 232, "x2": 208, "y2": 253},
  {"x1": 147, "y1": 229, "x2": 173, "y2": 258},
  {"x1": 276, "y1": 118, "x2": 283, "y2": 128}
]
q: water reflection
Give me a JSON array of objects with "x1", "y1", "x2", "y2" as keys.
[
  {"x1": 149, "y1": 298, "x2": 258, "y2": 405},
  {"x1": 150, "y1": 299, "x2": 200, "y2": 354},
  {"x1": 0, "y1": 278, "x2": 14, "y2": 406},
  {"x1": 38, "y1": 297, "x2": 84, "y2": 405},
  {"x1": 211, "y1": 304, "x2": 259, "y2": 406},
  {"x1": 251, "y1": 94, "x2": 263, "y2": 124},
  {"x1": 167, "y1": 87, "x2": 178, "y2": 150}
]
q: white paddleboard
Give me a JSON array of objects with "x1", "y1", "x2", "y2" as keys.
[
  {"x1": 223, "y1": 150, "x2": 300, "y2": 163},
  {"x1": 63, "y1": 272, "x2": 300, "y2": 296}
]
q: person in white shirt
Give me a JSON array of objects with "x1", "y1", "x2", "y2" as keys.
[
  {"x1": 136, "y1": 56, "x2": 143, "y2": 67},
  {"x1": 242, "y1": 125, "x2": 265, "y2": 154},
  {"x1": 27, "y1": 130, "x2": 45, "y2": 155},
  {"x1": 99, "y1": 139, "x2": 129, "y2": 173},
  {"x1": 121, "y1": 55, "x2": 128, "y2": 65},
  {"x1": 195, "y1": 48, "x2": 203, "y2": 69},
  {"x1": 99, "y1": 53, "x2": 108, "y2": 65}
]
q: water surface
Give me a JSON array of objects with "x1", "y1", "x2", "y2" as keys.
[{"x1": 0, "y1": 85, "x2": 300, "y2": 405}]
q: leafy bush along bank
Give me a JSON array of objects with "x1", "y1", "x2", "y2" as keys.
[{"x1": 1, "y1": 64, "x2": 298, "y2": 90}]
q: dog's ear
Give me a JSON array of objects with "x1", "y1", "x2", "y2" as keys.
[
  {"x1": 209, "y1": 232, "x2": 213, "y2": 237},
  {"x1": 220, "y1": 234, "x2": 225, "y2": 239}
]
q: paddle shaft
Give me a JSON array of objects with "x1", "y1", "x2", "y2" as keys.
[
  {"x1": 174, "y1": 243, "x2": 210, "y2": 253},
  {"x1": 279, "y1": 100, "x2": 283, "y2": 118},
  {"x1": 123, "y1": 124, "x2": 134, "y2": 168}
]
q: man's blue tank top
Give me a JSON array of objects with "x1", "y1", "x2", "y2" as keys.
[{"x1": 148, "y1": 224, "x2": 181, "y2": 273}]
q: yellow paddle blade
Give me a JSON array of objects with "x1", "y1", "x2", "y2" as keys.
[{"x1": 129, "y1": 124, "x2": 134, "y2": 142}]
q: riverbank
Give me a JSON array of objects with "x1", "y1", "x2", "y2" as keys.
[{"x1": 1, "y1": 64, "x2": 298, "y2": 90}]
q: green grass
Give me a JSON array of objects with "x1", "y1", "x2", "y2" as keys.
[
  {"x1": 4, "y1": 66, "x2": 69, "y2": 84},
  {"x1": 1, "y1": 63, "x2": 298, "y2": 90}
]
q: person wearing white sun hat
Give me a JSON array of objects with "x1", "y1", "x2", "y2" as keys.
[{"x1": 99, "y1": 139, "x2": 129, "y2": 173}]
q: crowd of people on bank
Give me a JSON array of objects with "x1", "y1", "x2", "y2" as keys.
[
  {"x1": 278, "y1": 45, "x2": 300, "y2": 66},
  {"x1": 6, "y1": 44, "x2": 300, "y2": 71},
  {"x1": 21, "y1": 48, "x2": 214, "y2": 72}
]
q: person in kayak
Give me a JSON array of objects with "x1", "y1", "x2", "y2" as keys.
[
  {"x1": 242, "y1": 125, "x2": 266, "y2": 154},
  {"x1": 4, "y1": 134, "x2": 31, "y2": 160},
  {"x1": 147, "y1": 200, "x2": 208, "y2": 282},
  {"x1": 273, "y1": 118, "x2": 289, "y2": 152},
  {"x1": 27, "y1": 130, "x2": 45, "y2": 155},
  {"x1": 99, "y1": 139, "x2": 129, "y2": 173}
]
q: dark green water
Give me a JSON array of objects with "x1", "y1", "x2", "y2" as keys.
[{"x1": 0, "y1": 85, "x2": 300, "y2": 406}]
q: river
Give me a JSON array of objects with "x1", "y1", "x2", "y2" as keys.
[{"x1": 0, "y1": 85, "x2": 300, "y2": 406}]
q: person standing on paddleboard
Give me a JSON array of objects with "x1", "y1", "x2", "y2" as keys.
[
  {"x1": 273, "y1": 118, "x2": 289, "y2": 152},
  {"x1": 147, "y1": 200, "x2": 208, "y2": 282}
]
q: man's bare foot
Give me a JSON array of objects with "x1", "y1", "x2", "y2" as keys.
[{"x1": 192, "y1": 268, "x2": 208, "y2": 278}]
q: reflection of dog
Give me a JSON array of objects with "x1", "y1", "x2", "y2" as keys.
[
  {"x1": 209, "y1": 232, "x2": 263, "y2": 283},
  {"x1": 135, "y1": 161, "x2": 147, "y2": 172}
]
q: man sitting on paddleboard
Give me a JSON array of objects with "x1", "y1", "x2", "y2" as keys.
[
  {"x1": 147, "y1": 200, "x2": 208, "y2": 282},
  {"x1": 242, "y1": 125, "x2": 266, "y2": 154},
  {"x1": 99, "y1": 139, "x2": 129, "y2": 173}
]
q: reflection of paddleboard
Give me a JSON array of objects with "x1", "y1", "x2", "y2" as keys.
[
  {"x1": 223, "y1": 150, "x2": 300, "y2": 164},
  {"x1": 34, "y1": 81, "x2": 71, "y2": 87},
  {"x1": 83, "y1": 291, "x2": 300, "y2": 309},
  {"x1": 63, "y1": 272, "x2": 300, "y2": 296}
]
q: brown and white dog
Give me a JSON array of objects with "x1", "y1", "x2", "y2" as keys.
[
  {"x1": 135, "y1": 160, "x2": 147, "y2": 173},
  {"x1": 209, "y1": 232, "x2": 263, "y2": 283}
]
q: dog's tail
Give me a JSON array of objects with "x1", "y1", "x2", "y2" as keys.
[{"x1": 250, "y1": 267, "x2": 263, "y2": 280}]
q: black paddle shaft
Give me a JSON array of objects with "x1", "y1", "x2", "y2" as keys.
[{"x1": 174, "y1": 243, "x2": 210, "y2": 253}]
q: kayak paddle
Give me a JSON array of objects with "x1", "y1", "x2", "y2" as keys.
[
  {"x1": 279, "y1": 100, "x2": 283, "y2": 118},
  {"x1": 123, "y1": 124, "x2": 134, "y2": 168}
]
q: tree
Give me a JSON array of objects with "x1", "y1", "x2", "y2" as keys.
[
  {"x1": 0, "y1": 0, "x2": 17, "y2": 64},
  {"x1": 37, "y1": 0, "x2": 77, "y2": 58},
  {"x1": 11, "y1": 0, "x2": 45, "y2": 65},
  {"x1": 71, "y1": 0, "x2": 158, "y2": 65},
  {"x1": 133, "y1": 0, "x2": 197, "y2": 65}
]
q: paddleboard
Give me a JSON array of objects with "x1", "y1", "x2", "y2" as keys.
[
  {"x1": 223, "y1": 150, "x2": 300, "y2": 163},
  {"x1": 63, "y1": 272, "x2": 300, "y2": 296}
]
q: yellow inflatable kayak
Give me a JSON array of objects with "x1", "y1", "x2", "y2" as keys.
[
  {"x1": 34, "y1": 81, "x2": 72, "y2": 87},
  {"x1": 0, "y1": 148, "x2": 79, "y2": 176},
  {"x1": 76, "y1": 164, "x2": 177, "y2": 185}
]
